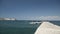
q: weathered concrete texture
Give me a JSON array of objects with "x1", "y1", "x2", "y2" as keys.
[{"x1": 35, "y1": 22, "x2": 60, "y2": 34}]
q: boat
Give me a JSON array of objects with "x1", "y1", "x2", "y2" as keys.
[{"x1": 29, "y1": 22, "x2": 41, "y2": 24}]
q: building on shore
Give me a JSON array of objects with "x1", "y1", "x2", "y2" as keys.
[{"x1": 0, "y1": 18, "x2": 16, "y2": 20}]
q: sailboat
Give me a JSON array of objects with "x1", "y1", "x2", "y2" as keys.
[{"x1": 34, "y1": 21, "x2": 60, "y2": 34}]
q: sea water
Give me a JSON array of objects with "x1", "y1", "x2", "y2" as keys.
[{"x1": 0, "y1": 20, "x2": 60, "y2": 34}]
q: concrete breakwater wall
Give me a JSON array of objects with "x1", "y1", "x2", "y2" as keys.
[{"x1": 35, "y1": 21, "x2": 60, "y2": 34}]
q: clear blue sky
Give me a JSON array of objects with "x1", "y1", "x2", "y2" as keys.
[{"x1": 0, "y1": 0, "x2": 60, "y2": 20}]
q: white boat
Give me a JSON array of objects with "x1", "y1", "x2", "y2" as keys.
[
  {"x1": 34, "y1": 21, "x2": 60, "y2": 34},
  {"x1": 29, "y1": 22, "x2": 41, "y2": 24}
]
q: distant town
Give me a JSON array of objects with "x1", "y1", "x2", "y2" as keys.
[{"x1": 0, "y1": 18, "x2": 16, "y2": 20}]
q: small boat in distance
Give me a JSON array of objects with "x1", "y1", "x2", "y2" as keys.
[{"x1": 29, "y1": 22, "x2": 41, "y2": 24}]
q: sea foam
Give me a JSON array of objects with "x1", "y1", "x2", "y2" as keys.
[{"x1": 34, "y1": 21, "x2": 60, "y2": 34}]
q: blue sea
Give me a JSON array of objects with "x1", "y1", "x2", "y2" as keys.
[{"x1": 0, "y1": 20, "x2": 60, "y2": 34}]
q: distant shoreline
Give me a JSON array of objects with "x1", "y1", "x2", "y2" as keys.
[{"x1": 0, "y1": 18, "x2": 16, "y2": 20}]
